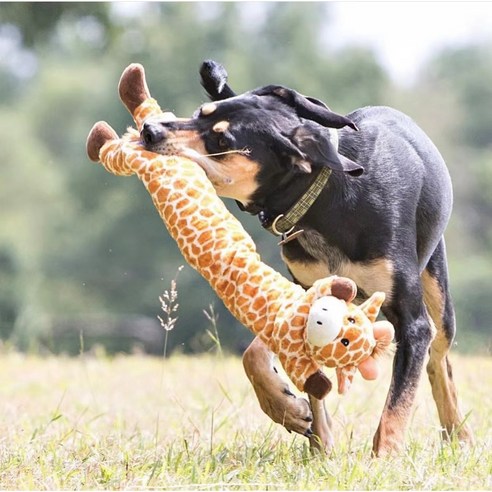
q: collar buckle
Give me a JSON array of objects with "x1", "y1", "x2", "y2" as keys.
[
  {"x1": 278, "y1": 228, "x2": 305, "y2": 246},
  {"x1": 271, "y1": 214, "x2": 295, "y2": 236}
]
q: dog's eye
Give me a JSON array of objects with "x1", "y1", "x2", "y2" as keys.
[
  {"x1": 218, "y1": 137, "x2": 229, "y2": 149},
  {"x1": 341, "y1": 338, "x2": 350, "y2": 347}
]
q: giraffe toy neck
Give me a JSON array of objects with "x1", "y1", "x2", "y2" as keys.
[{"x1": 99, "y1": 125, "x2": 305, "y2": 345}]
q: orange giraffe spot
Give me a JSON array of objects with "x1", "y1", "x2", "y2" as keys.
[
  {"x1": 252, "y1": 296, "x2": 267, "y2": 311},
  {"x1": 291, "y1": 315, "x2": 306, "y2": 328}
]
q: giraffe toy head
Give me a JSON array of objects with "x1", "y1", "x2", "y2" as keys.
[
  {"x1": 275, "y1": 276, "x2": 394, "y2": 396},
  {"x1": 307, "y1": 286, "x2": 393, "y2": 395},
  {"x1": 86, "y1": 63, "x2": 394, "y2": 400}
]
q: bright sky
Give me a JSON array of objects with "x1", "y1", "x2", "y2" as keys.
[{"x1": 329, "y1": 1, "x2": 492, "y2": 85}]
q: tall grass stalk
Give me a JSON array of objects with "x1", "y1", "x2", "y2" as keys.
[
  {"x1": 158, "y1": 265, "x2": 183, "y2": 359},
  {"x1": 204, "y1": 304, "x2": 222, "y2": 356}
]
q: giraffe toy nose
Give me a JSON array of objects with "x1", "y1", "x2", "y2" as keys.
[
  {"x1": 141, "y1": 122, "x2": 167, "y2": 146},
  {"x1": 306, "y1": 296, "x2": 345, "y2": 347}
]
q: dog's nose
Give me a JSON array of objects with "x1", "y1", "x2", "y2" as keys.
[{"x1": 141, "y1": 122, "x2": 166, "y2": 146}]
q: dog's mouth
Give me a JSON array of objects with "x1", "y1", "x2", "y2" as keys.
[
  {"x1": 179, "y1": 148, "x2": 234, "y2": 188},
  {"x1": 144, "y1": 138, "x2": 234, "y2": 189}
]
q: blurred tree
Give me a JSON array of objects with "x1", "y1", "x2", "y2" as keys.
[
  {"x1": 0, "y1": 2, "x2": 489, "y2": 355},
  {"x1": 416, "y1": 43, "x2": 492, "y2": 352},
  {"x1": 424, "y1": 44, "x2": 492, "y2": 149},
  {"x1": 0, "y1": 247, "x2": 19, "y2": 339},
  {"x1": 0, "y1": 2, "x2": 112, "y2": 48}
]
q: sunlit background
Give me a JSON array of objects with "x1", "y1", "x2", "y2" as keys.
[{"x1": 1, "y1": 2, "x2": 491, "y2": 356}]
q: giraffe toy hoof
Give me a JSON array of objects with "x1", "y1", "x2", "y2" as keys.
[
  {"x1": 86, "y1": 121, "x2": 119, "y2": 162},
  {"x1": 304, "y1": 370, "x2": 332, "y2": 399}
]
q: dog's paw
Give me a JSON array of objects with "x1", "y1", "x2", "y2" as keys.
[
  {"x1": 255, "y1": 380, "x2": 313, "y2": 436},
  {"x1": 242, "y1": 337, "x2": 313, "y2": 437}
]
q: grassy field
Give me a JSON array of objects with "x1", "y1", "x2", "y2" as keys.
[{"x1": 0, "y1": 349, "x2": 490, "y2": 490}]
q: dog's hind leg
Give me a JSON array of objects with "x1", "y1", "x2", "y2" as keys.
[
  {"x1": 423, "y1": 239, "x2": 474, "y2": 443},
  {"x1": 242, "y1": 336, "x2": 316, "y2": 438}
]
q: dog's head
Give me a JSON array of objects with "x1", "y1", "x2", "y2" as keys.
[{"x1": 141, "y1": 60, "x2": 362, "y2": 210}]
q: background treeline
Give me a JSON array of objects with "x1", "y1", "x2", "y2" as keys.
[{"x1": 0, "y1": 3, "x2": 491, "y2": 356}]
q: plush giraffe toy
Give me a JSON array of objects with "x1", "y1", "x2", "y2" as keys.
[{"x1": 86, "y1": 64, "x2": 394, "y2": 399}]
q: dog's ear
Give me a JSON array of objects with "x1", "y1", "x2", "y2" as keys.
[
  {"x1": 200, "y1": 60, "x2": 237, "y2": 101},
  {"x1": 254, "y1": 85, "x2": 358, "y2": 131},
  {"x1": 292, "y1": 122, "x2": 364, "y2": 176}
]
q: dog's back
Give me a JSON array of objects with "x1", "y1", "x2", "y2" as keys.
[{"x1": 339, "y1": 106, "x2": 453, "y2": 270}]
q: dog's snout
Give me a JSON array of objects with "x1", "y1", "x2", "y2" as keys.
[{"x1": 141, "y1": 123, "x2": 166, "y2": 146}]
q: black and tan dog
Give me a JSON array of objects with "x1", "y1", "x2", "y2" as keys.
[{"x1": 141, "y1": 60, "x2": 473, "y2": 455}]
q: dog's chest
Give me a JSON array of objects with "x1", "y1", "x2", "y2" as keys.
[
  {"x1": 281, "y1": 229, "x2": 394, "y2": 300},
  {"x1": 281, "y1": 229, "x2": 345, "y2": 285}
]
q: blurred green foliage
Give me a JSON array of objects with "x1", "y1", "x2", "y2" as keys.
[{"x1": 0, "y1": 3, "x2": 491, "y2": 355}]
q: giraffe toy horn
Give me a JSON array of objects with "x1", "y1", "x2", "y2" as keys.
[{"x1": 86, "y1": 122, "x2": 119, "y2": 163}]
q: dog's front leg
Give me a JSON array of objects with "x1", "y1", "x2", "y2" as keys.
[
  {"x1": 373, "y1": 270, "x2": 435, "y2": 456},
  {"x1": 242, "y1": 336, "x2": 316, "y2": 438},
  {"x1": 308, "y1": 395, "x2": 335, "y2": 453}
]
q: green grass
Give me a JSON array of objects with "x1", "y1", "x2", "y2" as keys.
[{"x1": 0, "y1": 349, "x2": 490, "y2": 490}]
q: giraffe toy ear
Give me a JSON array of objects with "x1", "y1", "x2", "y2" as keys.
[
  {"x1": 371, "y1": 320, "x2": 395, "y2": 359},
  {"x1": 359, "y1": 291, "x2": 385, "y2": 323},
  {"x1": 355, "y1": 320, "x2": 395, "y2": 381}
]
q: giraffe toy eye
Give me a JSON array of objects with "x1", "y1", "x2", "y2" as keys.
[
  {"x1": 347, "y1": 317, "x2": 356, "y2": 324},
  {"x1": 341, "y1": 338, "x2": 350, "y2": 347}
]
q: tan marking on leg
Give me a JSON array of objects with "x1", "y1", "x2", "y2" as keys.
[
  {"x1": 422, "y1": 270, "x2": 474, "y2": 443},
  {"x1": 422, "y1": 269, "x2": 444, "y2": 328},
  {"x1": 373, "y1": 391, "x2": 412, "y2": 456}
]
